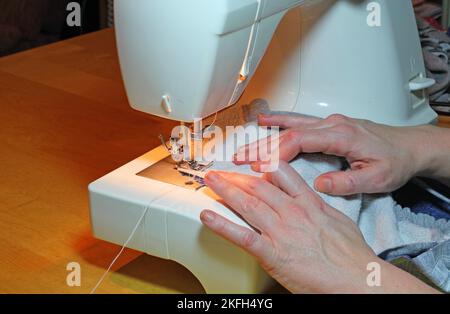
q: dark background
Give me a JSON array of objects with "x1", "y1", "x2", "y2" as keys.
[{"x1": 0, "y1": 0, "x2": 110, "y2": 57}]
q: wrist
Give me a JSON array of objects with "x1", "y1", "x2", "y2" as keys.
[
  {"x1": 323, "y1": 256, "x2": 386, "y2": 294},
  {"x1": 336, "y1": 257, "x2": 440, "y2": 294},
  {"x1": 370, "y1": 259, "x2": 440, "y2": 294},
  {"x1": 325, "y1": 256, "x2": 439, "y2": 294},
  {"x1": 411, "y1": 125, "x2": 450, "y2": 180}
]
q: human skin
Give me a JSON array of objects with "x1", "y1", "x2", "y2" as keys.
[
  {"x1": 200, "y1": 165, "x2": 438, "y2": 293},
  {"x1": 235, "y1": 113, "x2": 450, "y2": 196},
  {"x1": 199, "y1": 114, "x2": 449, "y2": 293}
]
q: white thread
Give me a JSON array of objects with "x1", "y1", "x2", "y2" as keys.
[
  {"x1": 412, "y1": 178, "x2": 450, "y2": 204},
  {"x1": 90, "y1": 206, "x2": 149, "y2": 294},
  {"x1": 90, "y1": 187, "x2": 176, "y2": 294},
  {"x1": 203, "y1": 112, "x2": 218, "y2": 133}
]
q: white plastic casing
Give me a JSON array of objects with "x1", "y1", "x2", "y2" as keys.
[
  {"x1": 89, "y1": 147, "x2": 273, "y2": 293},
  {"x1": 115, "y1": 0, "x2": 437, "y2": 125}
]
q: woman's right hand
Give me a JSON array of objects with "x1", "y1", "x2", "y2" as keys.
[{"x1": 235, "y1": 113, "x2": 449, "y2": 196}]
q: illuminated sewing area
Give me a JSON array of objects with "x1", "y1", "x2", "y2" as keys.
[{"x1": 89, "y1": 0, "x2": 438, "y2": 293}]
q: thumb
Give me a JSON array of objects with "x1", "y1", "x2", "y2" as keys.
[{"x1": 314, "y1": 168, "x2": 380, "y2": 196}]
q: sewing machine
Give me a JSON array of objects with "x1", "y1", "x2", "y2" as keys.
[{"x1": 89, "y1": 0, "x2": 437, "y2": 293}]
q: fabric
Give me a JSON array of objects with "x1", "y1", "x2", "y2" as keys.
[
  {"x1": 206, "y1": 123, "x2": 450, "y2": 291},
  {"x1": 414, "y1": 2, "x2": 442, "y2": 20},
  {"x1": 415, "y1": 9, "x2": 450, "y2": 104},
  {"x1": 423, "y1": 49, "x2": 450, "y2": 100},
  {"x1": 381, "y1": 241, "x2": 450, "y2": 292},
  {"x1": 394, "y1": 179, "x2": 450, "y2": 221},
  {"x1": 418, "y1": 17, "x2": 450, "y2": 101}
]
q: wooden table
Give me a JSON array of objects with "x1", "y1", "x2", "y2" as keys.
[
  {"x1": 439, "y1": 114, "x2": 450, "y2": 127},
  {"x1": 0, "y1": 29, "x2": 205, "y2": 294},
  {"x1": 0, "y1": 29, "x2": 449, "y2": 294}
]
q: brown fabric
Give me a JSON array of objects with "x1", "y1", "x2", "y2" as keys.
[{"x1": 0, "y1": 0, "x2": 49, "y2": 40}]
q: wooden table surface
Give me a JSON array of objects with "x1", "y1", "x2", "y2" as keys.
[
  {"x1": 0, "y1": 29, "x2": 205, "y2": 294},
  {"x1": 0, "y1": 29, "x2": 449, "y2": 294},
  {"x1": 439, "y1": 114, "x2": 450, "y2": 127}
]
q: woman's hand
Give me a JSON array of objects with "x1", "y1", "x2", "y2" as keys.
[
  {"x1": 235, "y1": 113, "x2": 449, "y2": 196},
  {"x1": 201, "y1": 162, "x2": 377, "y2": 293},
  {"x1": 200, "y1": 162, "x2": 439, "y2": 294}
]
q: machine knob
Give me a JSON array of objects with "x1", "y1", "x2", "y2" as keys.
[{"x1": 409, "y1": 77, "x2": 436, "y2": 91}]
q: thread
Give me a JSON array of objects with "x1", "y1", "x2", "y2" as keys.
[
  {"x1": 90, "y1": 186, "x2": 177, "y2": 294},
  {"x1": 412, "y1": 178, "x2": 450, "y2": 204},
  {"x1": 90, "y1": 206, "x2": 149, "y2": 294}
]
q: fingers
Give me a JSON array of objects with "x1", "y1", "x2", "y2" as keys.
[
  {"x1": 204, "y1": 172, "x2": 279, "y2": 230},
  {"x1": 234, "y1": 114, "x2": 323, "y2": 165},
  {"x1": 263, "y1": 161, "x2": 324, "y2": 209},
  {"x1": 233, "y1": 132, "x2": 282, "y2": 165},
  {"x1": 200, "y1": 210, "x2": 273, "y2": 263},
  {"x1": 264, "y1": 162, "x2": 312, "y2": 197},
  {"x1": 258, "y1": 113, "x2": 321, "y2": 129},
  {"x1": 235, "y1": 127, "x2": 345, "y2": 166},
  {"x1": 236, "y1": 114, "x2": 358, "y2": 166},
  {"x1": 314, "y1": 166, "x2": 381, "y2": 196},
  {"x1": 247, "y1": 128, "x2": 349, "y2": 168},
  {"x1": 213, "y1": 171, "x2": 294, "y2": 217},
  {"x1": 280, "y1": 128, "x2": 350, "y2": 160},
  {"x1": 233, "y1": 119, "x2": 323, "y2": 165}
]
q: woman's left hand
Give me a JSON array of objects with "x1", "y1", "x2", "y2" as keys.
[{"x1": 200, "y1": 161, "x2": 380, "y2": 293}]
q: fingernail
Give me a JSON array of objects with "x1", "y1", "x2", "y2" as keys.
[
  {"x1": 251, "y1": 162, "x2": 261, "y2": 172},
  {"x1": 317, "y1": 178, "x2": 332, "y2": 193},
  {"x1": 205, "y1": 172, "x2": 220, "y2": 183},
  {"x1": 234, "y1": 147, "x2": 249, "y2": 164},
  {"x1": 201, "y1": 211, "x2": 215, "y2": 223},
  {"x1": 258, "y1": 114, "x2": 267, "y2": 120},
  {"x1": 251, "y1": 161, "x2": 274, "y2": 173}
]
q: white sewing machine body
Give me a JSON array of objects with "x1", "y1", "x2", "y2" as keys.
[
  {"x1": 89, "y1": 146, "x2": 273, "y2": 293},
  {"x1": 114, "y1": 0, "x2": 436, "y2": 125},
  {"x1": 89, "y1": 0, "x2": 438, "y2": 293}
]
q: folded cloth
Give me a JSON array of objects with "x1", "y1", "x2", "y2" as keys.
[
  {"x1": 416, "y1": 16, "x2": 450, "y2": 101},
  {"x1": 206, "y1": 123, "x2": 450, "y2": 291},
  {"x1": 423, "y1": 49, "x2": 450, "y2": 100},
  {"x1": 394, "y1": 179, "x2": 450, "y2": 221},
  {"x1": 414, "y1": 2, "x2": 442, "y2": 19},
  {"x1": 380, "y1": 240, "x2": 450, "y2": 292}
]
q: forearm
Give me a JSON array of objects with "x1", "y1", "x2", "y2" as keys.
[
  {"x1": 324, "y1": 257, "x2": 440, "y2": 294},
  {"x1": 411, "y1": 125, "x2": 450, "y2": 181},
  {"x1": 371, "y1": 259, "x2": 440, "y2": 294}
]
